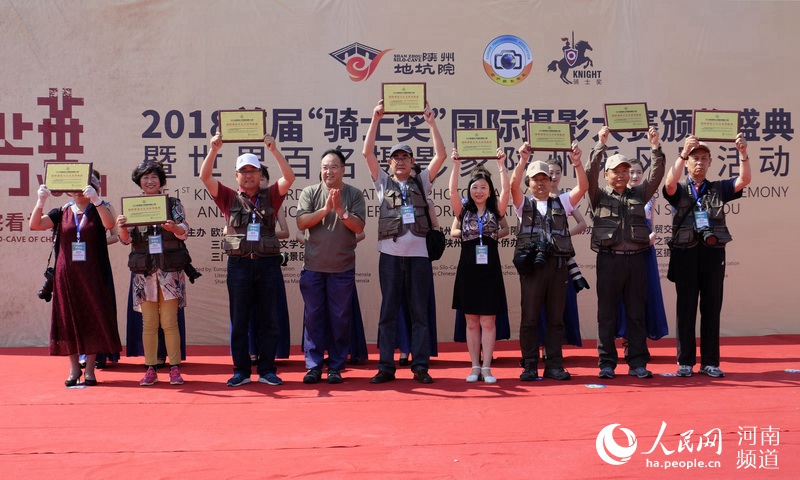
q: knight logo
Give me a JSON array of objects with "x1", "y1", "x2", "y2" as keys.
[
  {"x1": 547, "y1": 32, "x2": 601, "y2": 85},
  {"x1": 330, "y1": 42, "x2": 392, "y2": 82},
  {"x1": 596, "y1": 424, "x2": 638, "y2": 466}
]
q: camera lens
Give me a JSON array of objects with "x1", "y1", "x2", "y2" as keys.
[{"x1": 701, "y1": 229, "x2": 718, "y2": 247}]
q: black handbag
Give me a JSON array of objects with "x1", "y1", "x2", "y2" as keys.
[{"x1": 410, "y1": 175, "x2": 445, "y2": 261}]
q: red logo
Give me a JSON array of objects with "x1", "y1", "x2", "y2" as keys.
[{"x1": 330, "y1": 43, "x2": 392, "y2": 82}]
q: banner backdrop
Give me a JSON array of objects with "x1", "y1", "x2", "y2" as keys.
[{"x1": 1, "y1": 0, "x2": 797, "y2": 347}]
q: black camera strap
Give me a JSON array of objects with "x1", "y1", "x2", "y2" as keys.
[{"x1": 408, "y1": 174, "x2": 435, "y2": 230}]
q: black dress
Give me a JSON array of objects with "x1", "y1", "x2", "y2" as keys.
[{"x1": 452, "y1": 210, "x2": 506, "y2": 316}]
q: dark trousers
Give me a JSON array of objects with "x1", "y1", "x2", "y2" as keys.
[
  {"x1": 669, "y1": 245, "x2": 725, "y2": 367},
  {"x1": 377, "y1": 253, "x2": 432, "y2": 374},
  {"x1": 519, "y1": 256, "x2": 568, "y2": 369},
  {"x1": 596, "y1": 252, "x2": 650, "y2": 369},
  {"x1": 300, "y1": 268, "x2": 355, "y2": 371},
  {"x1": 227, "y1": 256, "x2": 282, "y2": 377}
]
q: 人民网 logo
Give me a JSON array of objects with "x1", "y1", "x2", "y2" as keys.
[
  {"x1": 330, "y1": 42, "x2": 393, "y2": 82},
  {"x1": 483, "y1": 35, "x2": 533, "y2": 86},
  {"x1": 596, "y1": 424, "x2": 638, "y2": 465},
  {"x1": 547, "y1": 32, "x2": 600, "y2": 85}
]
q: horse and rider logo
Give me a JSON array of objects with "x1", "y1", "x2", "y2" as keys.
[{"x1": 547, "y1": 32, "x2": 595, "y2": 84}]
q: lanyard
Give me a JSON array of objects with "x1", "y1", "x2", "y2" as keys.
[
  {"x1": 400, "y1": 182, "x2": 408, "y2": 206},
  {"x1": 250, "y1": 196, "x2": 260, "y2": 223},
  {"x1": 476, "y1": 211, "x2": 487, "y2": 246},
  {"x1": 74, "y1": 204, "x2": 92, "y2": 243},
  {"x1": 689, "y1": 180, "x2": 706, "y2": 209}
]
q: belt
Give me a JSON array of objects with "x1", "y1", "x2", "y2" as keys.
[{"x1": 598, "y1": 248, "x2": 646, "y2": 256}]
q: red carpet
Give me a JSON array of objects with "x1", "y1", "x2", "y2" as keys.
[{"x1": 1, "y1": 336, "x2": 797, "y2": 479}]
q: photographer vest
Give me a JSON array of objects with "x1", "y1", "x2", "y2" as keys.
[
  {"x1": 377, "y1": 175, "x2": 430, "y2": 241},
  {"x1": 515, "y1": 196, "x2": 574, "y2": 258},
  {"x1": 223, "y1": 189, "x2": 280, "y2": 257},
  {"x1": 590, "y1": 187, "x2": 651, "y2": 253},
  {"x1": 128, "y1": 197, "x2": 191, "y2": 274},
  {"x1": 669, "y1": 179, "x2": 733, "y2": 249}
]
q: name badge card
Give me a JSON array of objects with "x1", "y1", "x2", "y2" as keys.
[
  {"x1": 72, "y1": 242, "x2": 87, "y2": 262},
  {"x1": 455, "y1": 129, "x2": 500, "y2": 159},
  {"x1": 246, "y1": 223, "x2": 261, "y2": 241},
  {"x1": 382, "y1": 83, "x2": 426, "y2": 114},
  {"x1": 694, "y1": 209, "x2": 711, "y2": 230},
  {"x1": 45, "y1": 162, "x2": 93, "y2": 193},
  {"x1": 475, "y1": 245, "x2": 489, "y2": 264},
  {"x1": 527, "y1": 122, "x2": 573, "y2": 152},
  {"x1": 148, "y1": 235, "x2": 163, "y2": 254},
  {"x1": 693, "y1": 110, "x2": 740, "y2": 142},
  {"x1": 401, "y1": 205, "x2": 415, "y2": 224},
  {"x1": 121, "y1": 195, "x2": 169, "y2": 227},
  {"x1": 604, "y1": 102, "x2": 649, "y2": 132},
  {"x1": 218, "y1": 109, "x2": 267, "y2": 143}
]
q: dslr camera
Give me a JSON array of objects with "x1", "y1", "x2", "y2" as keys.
[
  {"x1": 532, "y1": 240, "x2": 551, "y2": 267},
  {"x1": 696, "y1": 226, "x2": 718, "y2": 247},
  {"x1": 37, "y1": 267, "x2": 55, "y2": 302}
]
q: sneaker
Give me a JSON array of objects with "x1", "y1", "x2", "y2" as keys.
[
  {"x1": 543, "y1": 368, "x2": 571, "y2": 380},
  {"x1": 413, "y1": 370, "x2": 434, "y2": 384},
  {"x1": 676, "y1": 365, "x2": 693, "y2": 377},
  {"x1": 169, "y1": 366, "x2": 184, "y2": 385},
  {"x1": 303, "y1": 368, "x2": 322, "y2": 384},
  {"x1": 327, "y1": 369, "x2": 343, "y2": 384},
  {"x1": 140, "y1": 367, "x2": 158, "y2": 386},
  {"x1": 258, "y1": 372, "x2": 283, "y2": 385},
  {"x1": 520, "y1": 367, "x2": 538, "y2": 382},
  {"x1": 628, "y1": 366, "x2": 653, "y2": 379},
  {"x1": 699, "y1": 365, "x2": 725, "y2": 378},
  {"x1": 598, "y1": 367, "x2": 615, "y2": 379},
  {"x1": 226, "y1": 373, "x2": 251, "y2": 387}
]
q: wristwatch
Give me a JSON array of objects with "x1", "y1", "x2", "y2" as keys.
[{"x1": 339, "y1": 210, "x2": 349, "y2": 221}]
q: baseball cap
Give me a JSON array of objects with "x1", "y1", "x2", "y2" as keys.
[
  {"x1": 526, "y1": 161, "x2": 550, "y2": 179},
  {"x1": 235, "y1": 153, "x2": 261, "y2": 171},
  {"x1": 605, "y1": 154, "x2": 631, "y2": 171},
  {"x1": 389, "y1": 143, "x2": 413, "y2": 157},
  {"x1": 687, "y1": 141, "x2": 711, "y2": 156}
]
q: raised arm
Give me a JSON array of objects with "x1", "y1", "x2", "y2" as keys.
[
  {"x1": 265, "y1": 134, "x2": 295, "y2": 196},
  {"x1": 200, "y1": 133, "x2": 223, "y2": 197},
  {"x1": 495, "y1": 147, "x2": 510, "y2": 216},
  {"x1": 567, "y1": 140, "x2": 588, "y2": 207},
  {"x1": 361, "y1": 100, "x2": 384, "y2": 182},
  {"x1": 733, "y1": 132, "x2": 751, "y2": 192},
  {"x1": 643, "y1": 126, "x2": 665, "y2": 201},
  {"x1": 510, "y1": 142, "x2": 531, "y2": 208},
  {"x1": 424, "y1": 103, "x2": 447, "y2": 181},
  {"x1": 664, "y1": 134, "x2": 696, "y2": 196},
  {"x1": 29, "y1": 185, "x2": 54, "y2": 231},
  {"x1": 448, "y1": 148, "x2": 463, "y2": 218},
  {"x1": 585, "y1": 126, "x2": 609, "y2": 208}
]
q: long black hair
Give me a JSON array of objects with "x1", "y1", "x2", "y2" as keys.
[{"x1": 461, "y1": 165, "x2": 499, "y2": 219}]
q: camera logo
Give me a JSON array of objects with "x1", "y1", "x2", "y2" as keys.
[
  {"x1": 330, "y1": 42, "x2": 393, "y2": 82},
  {"x1": 483, "y1": 35, "x2": 533, "y2": 86},
  {"x1": 596, "y1": 424, "x2": 638, "y2": 465}
]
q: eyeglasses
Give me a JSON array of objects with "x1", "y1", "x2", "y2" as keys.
[{"x1": 237, "y1": 169, "x2": 261, "y2": 177}]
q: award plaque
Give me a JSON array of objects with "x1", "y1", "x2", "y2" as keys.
[
  {"x1": 693, "y1": 110, "x2": 740, "y2": 142},
  {"x1": 120, "y1": 195, "x2": 169, "y2": 226},
  {"x1": 454, "y1": 129, "x2": 500, "y2": 159},
  {"x1": 218, "y1": 109, "x2": 267, "y2": 142},
  {"x1": 44, "y1": 162, "x2": 93, "y2": 193},
  {"x1": 382, "y1": 83, "x2": 426, "y2": 114},
  {"x1": 527, "y1": 122, "x2": 573, "y2": 151},
  {"x1": 604, "y1": 102, "x2": 649, "y2": 132}
]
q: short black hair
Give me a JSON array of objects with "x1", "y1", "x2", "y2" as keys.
[
  {"x1": 132, "y1": 161, "x2": 167, "y2": 188},
  {"x1": 321, "y1": 149, "x2": 347, "y2": 166}
]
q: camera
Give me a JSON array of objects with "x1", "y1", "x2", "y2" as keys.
[
  {"x1": 183, "y1": 263, "x2": 203, "y2": 284},
  {"x1": 493, "y1": 50, "x2": 522, "y2": 70},
  {"x1": 37, "y1": 267, "x2": 55, "y2": 302},
  {"x1": 696, "y1": 227, "x2": 718, "y2": 247},
  {"x1": 533, "y1": 240, "x2": 550, "y2": 267}
]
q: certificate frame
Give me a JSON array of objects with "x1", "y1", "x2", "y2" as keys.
[
  {"x1": 120, "y1": 194, "x2": 169, "y2": 227},
  {"x1": 604, "y1": 102, "x2": 649, "y2": 132},
  {"x1": 218, "y1": 109, "x2": 267, "y2": 143},
  {"x1": 692, "y1": 110, "x2": 740, "y2": 142},
  {"x1": 527, "y1": 122, "x2": 574, "y2": 152},
  {"x1": 44, "y1": 162, "x2": 93, "y2": 193},
  {"x1": 454, "y1": 129, "x2": 500, "y2": 159},
  {"x1": 382, "y1": 82, "x2": 427, "y2": 114}
]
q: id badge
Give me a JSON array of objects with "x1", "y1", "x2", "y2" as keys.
[
  {"x1": 694, "y1": 209, "x2": 710, "y2": 230},
  {"x1": 401, "y1": 205, "x2": 415, "y2": 224},
  {"x1": 148, "y1": 235, "x2": 163, "y2": 254},
  {"x1": 72, "y1": 242, "x2": 87, "y2": 262},
  {"x1": 246, "y1": 223, "x2": 261, "y2": 241},
  {"x1": 475, "y1": 245, "x2": 489, "y2": 265}
]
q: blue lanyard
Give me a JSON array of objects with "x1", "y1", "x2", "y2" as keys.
[
  {"x1": 477, "y1": 212, "x2": 487, "y2": 246},
  {"x1": 74, "y1": 204, "x2": 92, "y2": 243},
  {"x1": 251, "y1": 196, "x2": 260, "y2": 223},
  {"x1": 401, "y1": 183, "x2": 408, "y2": 206},
  {"x1": 689, "y1": 181, "x2": 706, "y2": 209}
]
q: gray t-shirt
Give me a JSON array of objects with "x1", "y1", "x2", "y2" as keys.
[{"x1": 297, "y1": 182, "x2": 366, "y2": 273}]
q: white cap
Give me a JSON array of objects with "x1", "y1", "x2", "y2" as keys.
[{"x1": 235, "y1": 153, "x2": 261, "y2": 171}]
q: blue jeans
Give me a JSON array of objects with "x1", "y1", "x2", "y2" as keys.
[
  {"x1": 300, "y1": 269, "x2": 355, "y2": 371},
  {"x1": 377, "y1": 253, "x2": 433, "y2": 374},
  {"x1": 227, "y1": 255, "x2": 283, "y2": 376}
]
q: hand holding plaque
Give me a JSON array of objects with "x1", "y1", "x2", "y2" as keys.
[
  {"x1": 693, "y1": 110, "x2": 740, "y2": 142},
  {"x1": 120, "y1": 195, "x2": 169, "y2": 227},
  {"x1": 527, "y1": 122, "x2": 573, "y2": 151},
  {"x1": 218, "y1": 110, "x2": 267, "y2": 142},
  {"x1": 454, "y1": 129, "x2": 500, "y2": 159},
  {"x1": 604, "y1": 103, "x2": 649, "y2": 132},
  {"x1": 382, "y1": 83, "x2": 426, "y2": 114},
  {"x1": 44, "y1": 162, "x2": 93, "y2": 193}
]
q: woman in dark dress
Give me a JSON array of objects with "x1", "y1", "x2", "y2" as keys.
[
  {"x1": 449, "y1": 148, "x2": 510, "y2": 384},
  {"x1": 30, "y1": 174, "x2": 121, "y2": 386}
]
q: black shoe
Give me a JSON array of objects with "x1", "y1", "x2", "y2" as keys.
[
  {"x1": 398, "y1": 357, "x2": 411, "y2": 367},
  {"x1": 598, "y1": 367, "x2": 615, "y2": 379},
  {"x1": 628, "y1": 366, "x2": 653, "y2": 379},
  {"x1": 94, "y1": 359, "x2": 107, "y2": 369},
  {"x1": 543, "y1": 368, "x2": 571, "y2": 380},
  {"x1": 413, "y1": 370, "x2": 433, "y2": 384},
  {"x1": 65, "y1": 372, "x2": 82, "y2": 387},
  {"x1": 81, "y1": 377, "x2": 98, "y2": 386},
  {"x1": 370, "y1": 371, "x2": 396, "y2": 384},
  {"x1": 327, "y1": 369, "x2": 343, "y2": 384},
  {"x1": 303, "y1": 368, "x2": 322, "y2": 384},
  {"x1": 520, "y1": 367, "x2": 538, "y2": 381}
]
